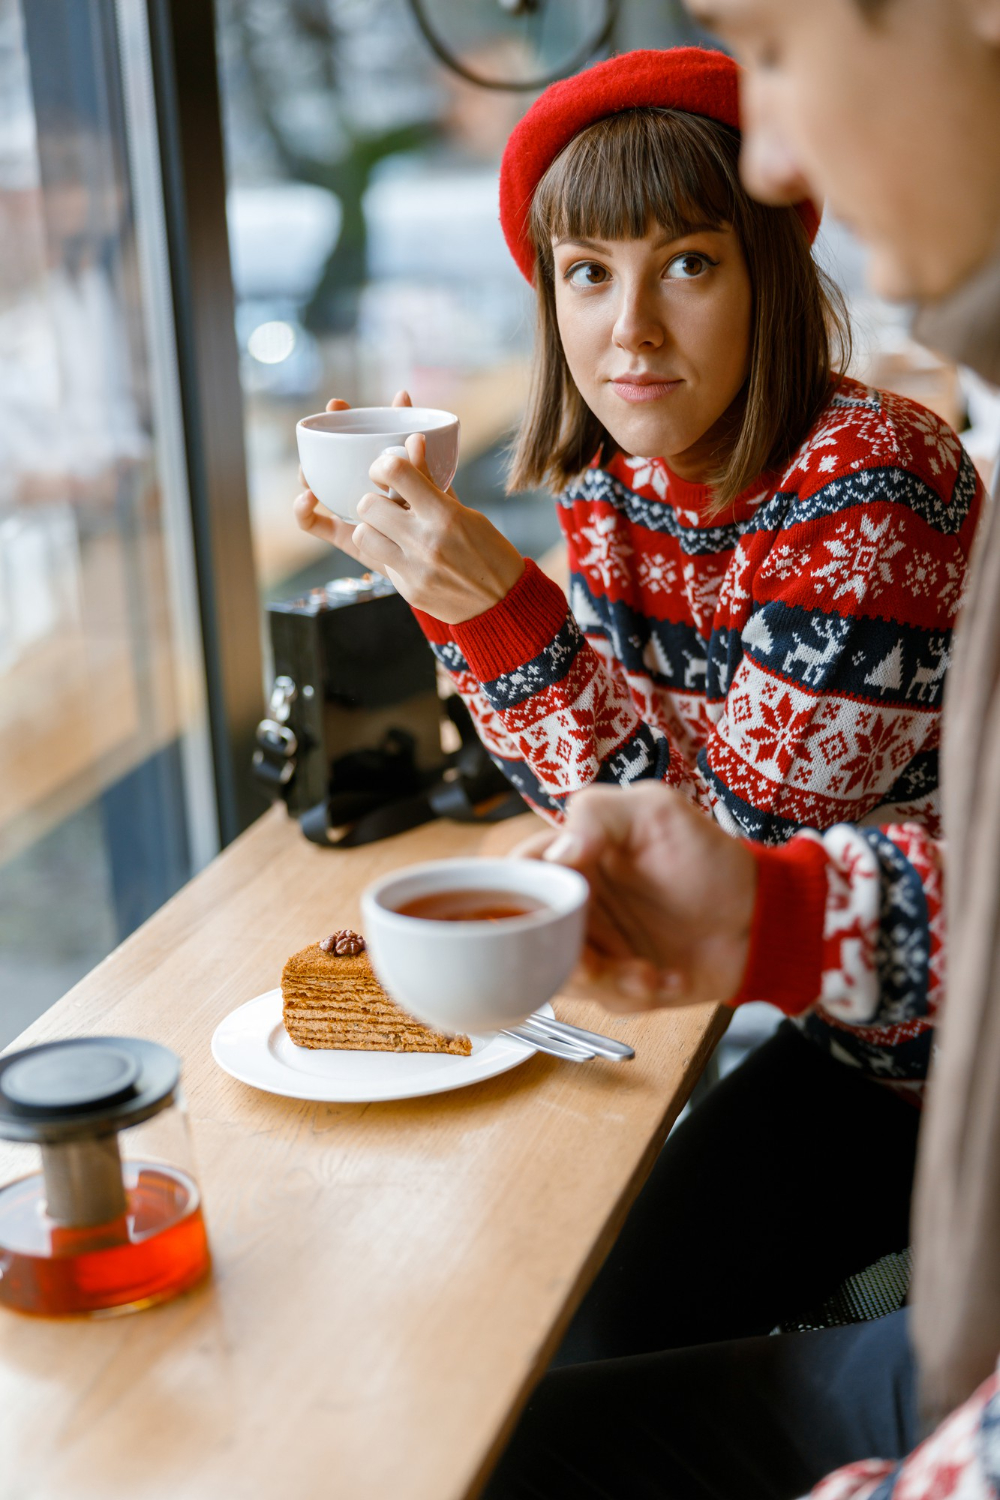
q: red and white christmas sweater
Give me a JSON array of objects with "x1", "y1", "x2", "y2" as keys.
[
  {"x1": 414, "y1": 378, "x2": 983, "y2": 1089},
  {"x1": 808, "y1": 1361, "x2": 1000, "y2": 1500}
]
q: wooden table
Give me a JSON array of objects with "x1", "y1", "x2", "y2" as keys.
[{"x1": 0, "y1": 806, "x2": 726, "y2": 1500}]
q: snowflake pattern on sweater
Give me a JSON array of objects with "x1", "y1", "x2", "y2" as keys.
[
  {"x1": 413, "y1": 380, "x2": 982, "y2": 1088},
  {"x1": 739, "y1": 821, "x2": 946, "y2": 1095}
]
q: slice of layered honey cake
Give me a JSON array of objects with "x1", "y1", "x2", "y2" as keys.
[{"x1": 281, "y1": 930, "x2": 472, "y2": 1055}]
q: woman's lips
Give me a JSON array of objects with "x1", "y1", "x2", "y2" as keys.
[{"x1": 611, "y1": 377, "x2": 682, "y2": 403}]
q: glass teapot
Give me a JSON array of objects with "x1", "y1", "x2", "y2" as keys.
[{"x1": 0, "y1": 1037, "x2": 211, "y2": 1317}]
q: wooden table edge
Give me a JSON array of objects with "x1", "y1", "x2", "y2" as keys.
[{"x1": 465, "y1": 1002, "x2": 729, "y2": 1498}]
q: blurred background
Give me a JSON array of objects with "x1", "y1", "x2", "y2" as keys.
[
  {"x1": 215, "y1": 0, "x2": 720, "y2": 600},
  {"x1": 1, "y1": 0, "x2": 997, "y2": 1052}
]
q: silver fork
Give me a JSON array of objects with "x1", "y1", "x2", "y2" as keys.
[
  {"x1": 501, "y1": 1024, "x2": 595, "y2": 1061},
  {"x1": 526, "y1": 1013, "x2": 635, "y2": 1062}
]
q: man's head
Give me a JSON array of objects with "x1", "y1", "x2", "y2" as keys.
[{"x1": 688, "y1": 0, "x2": 1000, "y2": 302}]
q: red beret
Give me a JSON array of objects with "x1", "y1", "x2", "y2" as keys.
[{"x1": 499, "y1": 46, "x2": 820, "y2": 282}]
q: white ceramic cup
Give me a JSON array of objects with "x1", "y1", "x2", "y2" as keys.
[
  {"x1": 360, "y1": 858, "x2": 589, "y2": 1036},
  {"x1": 295, "y1": 406, "x2": 460, "y2": 522}
]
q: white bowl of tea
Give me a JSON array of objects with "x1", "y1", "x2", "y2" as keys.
[{"x1": 360, "y1": 858, "x2": 589, "y2": 1035}]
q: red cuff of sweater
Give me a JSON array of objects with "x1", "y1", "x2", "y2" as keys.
[
  {"x1": 731, "y1": 837, "x2": 829, "y2": 1015},
  {"x1": 452, "y1": 558, "x2": 568, "y2": 680},
  {"x1": 410, "y1": 605, "x2": 455, "y2": 646},
  {"x1": 410, "y1": 559, "x2": 567, "y2": 667}
]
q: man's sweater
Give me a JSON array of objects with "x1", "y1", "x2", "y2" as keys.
[
  {"x1": 802, "y1": 248, "x2": 1000, "y2": 1500},
  {"x1": 809, "y1": 1361, "x2": 1000, "y2": 1500},
  {"x1": 415, "y1": 379, "x2": 982, "y2": 1089}
]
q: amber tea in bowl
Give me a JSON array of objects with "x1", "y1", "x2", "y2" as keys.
[
  {"x1": 394, "y1": 890, "x2": 548, "y2": 923},
  {"x1": 361, "y1": 858, "x2": 588, "y2": 1034}
]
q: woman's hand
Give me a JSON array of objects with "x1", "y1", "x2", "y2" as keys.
[
  {"x1": 292, "y1": 391, "x2": 411, "y2": 563},
  {"x1": 356, "y1": 442, "x2": 524, "y2": 623},
  {"x1": 518, "y1": 784, "x2": 757, "y2": 1013},
  {"x1": 293, "y1": 390, "x2": 525, "y2": 625}
]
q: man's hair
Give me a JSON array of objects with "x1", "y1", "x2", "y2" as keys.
[{"x1": 508, "y1": 108, "x2": 850, "y2": 508}]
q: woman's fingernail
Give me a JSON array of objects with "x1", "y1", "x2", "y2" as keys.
[{"x1": 542, "y1": 833, "x2": 583, "y2": 864}]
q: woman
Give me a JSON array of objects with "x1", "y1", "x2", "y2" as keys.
[
  {"x1": 297, "y1": 48, "x2": 977, "y2": 851},
  {"x1": 295, "y1": 48, "x2": 982, "y2": 1348}
]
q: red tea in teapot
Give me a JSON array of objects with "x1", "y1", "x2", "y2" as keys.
[
  {"x1": 0, "y1": 1038, "x2": 211, "y2": 1318},
  {"x1": 0, "y1": 1162, "x2": 210, "y2": 1317}
]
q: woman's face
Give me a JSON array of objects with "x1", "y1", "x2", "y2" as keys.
[{"x1": 552, "y1": 221, "x2": 752, "y2": 481}]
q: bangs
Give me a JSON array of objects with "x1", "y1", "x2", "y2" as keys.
[{"x1": 529, "y1": 108, "x2": 740, "y2": 261}]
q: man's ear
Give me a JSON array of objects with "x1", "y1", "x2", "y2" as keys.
[{"x1": 965, "y1": 0, "x2": 1000, "y2": 46}]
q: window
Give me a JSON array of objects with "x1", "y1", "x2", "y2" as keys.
[{"x1": 0, "y1": 0, "x2": 217, "y2": 1043}]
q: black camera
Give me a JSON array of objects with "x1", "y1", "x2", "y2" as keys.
[{"x1": 253, "y1": 574, "x2": 521, "y2": 846}]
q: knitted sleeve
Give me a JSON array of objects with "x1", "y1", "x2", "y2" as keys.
[
  {"x1": 734, "y1": 819, "x2": 944, "y2": 1088},
  {"x1": 413, "y1": 558, "x2": 704, "y2": 821},
  {"x1": 806, "y1": 1367, "x2": 1000, "y2": 1500}
]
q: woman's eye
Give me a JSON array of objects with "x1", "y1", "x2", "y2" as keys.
[
  {"x1": 565, "y1": 261, "x2": 609, "y2": 287},
  {"x1": 665, "y1": 253, "x2": 714, "y2": 281}
]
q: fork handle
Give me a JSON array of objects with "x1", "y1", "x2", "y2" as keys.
[
  {"x1": 530, "y1": 1014, "x2": 635, "y2": 1061},
  {"x1": 501, "y1": 1026, "x2": 595, "y2": 1062}
]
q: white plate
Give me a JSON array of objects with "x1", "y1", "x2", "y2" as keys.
[{"x1": 211, "y1": 989, "x2": 551, "y2": 1103}]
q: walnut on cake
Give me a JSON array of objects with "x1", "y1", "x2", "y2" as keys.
[{"x1": 281, "y1": 930, "x2": 472, "y2": 1055}]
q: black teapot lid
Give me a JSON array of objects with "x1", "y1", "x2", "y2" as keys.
[{"x1": 0, "y1": 1037, "x2": 180, "y2": 1143}]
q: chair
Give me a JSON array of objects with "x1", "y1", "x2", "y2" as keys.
[{"x1": 775, "y1": 1247, "x2": 911, "y2": 1334}]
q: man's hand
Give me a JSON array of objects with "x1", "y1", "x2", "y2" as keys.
[{"x1": 521, "y1": 784, "x2": 757, "y2": 1013}]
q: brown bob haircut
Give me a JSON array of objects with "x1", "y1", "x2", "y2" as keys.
[{"x1": 508, "y1": 107, "x2": 850, "y2": 509}]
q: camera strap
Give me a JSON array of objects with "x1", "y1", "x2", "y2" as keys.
[
  {"x1": 299, "y1": 779, "x2": 521, "y2": 849},
  {"x1": 297, "y1": 701, "x2": 524, "y2": 848}
]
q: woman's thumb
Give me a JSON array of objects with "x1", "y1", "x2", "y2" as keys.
[{"x1": 541, "y1": 830, "x2": 588, "y2": 868}]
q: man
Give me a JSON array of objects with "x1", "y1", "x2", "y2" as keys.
[{"x1": 483, "y1": 3, "x2": 1000, "y2": 1496}]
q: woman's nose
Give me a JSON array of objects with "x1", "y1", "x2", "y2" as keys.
[{"x1": 612, "y1": 284, "x2": 665, "y2": 353}]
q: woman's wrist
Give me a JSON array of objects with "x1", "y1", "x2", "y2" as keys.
[
  {"x1": 447, "y1": 551, "x2": 526, "y2": 626},
  {"x1": 408, "y1": 552, "x2": 528, "y2": 639},
  {"x1": 450, "y1": 559, "x2": 568, "y2": 679}
]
